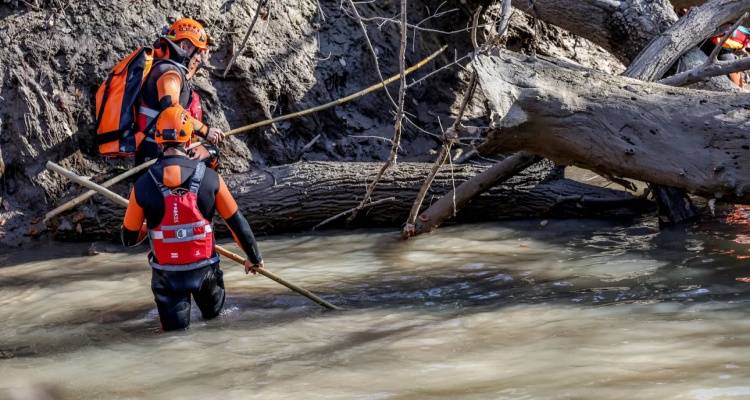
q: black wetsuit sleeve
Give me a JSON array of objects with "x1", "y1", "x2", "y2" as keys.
[
  {"x1": 213, "y1": 174, "x2": 262, "y2": 264},
  {"x1": 225, "y1": 211, "x2": 263, "y2": 265}
]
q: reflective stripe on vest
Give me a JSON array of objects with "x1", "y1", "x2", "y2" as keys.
[
  {"x1": 139, "y1": 106, "x2": 160, "y2": 118},
  {"x1": 150, "y1": 223, "x2": 213, "y2": 242}
]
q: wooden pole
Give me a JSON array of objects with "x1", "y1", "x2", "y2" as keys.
[
  {"x1": 44, "y1": 160, "x2": 153, "y2": 222},
  {"x1": 224, "y1": 45, "x2": 447, "y2": 137},
  {"x1": 45, "y1": 161, "x2": 341, "y2": 311},
  {"x1": 44, "y1": 142, "x2": 203, "y2": 223}
]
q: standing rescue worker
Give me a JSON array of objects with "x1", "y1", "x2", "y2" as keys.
[
  {"x1": 136, "y1": 18, "x2": 225, "y2": 165},
  {"x1": 122, "y1": 106, "x2": 263, "y2": 331}
]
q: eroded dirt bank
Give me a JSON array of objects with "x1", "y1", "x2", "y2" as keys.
[{"x1": 0, "y1": 1, "x2": 623, "y2": 247}]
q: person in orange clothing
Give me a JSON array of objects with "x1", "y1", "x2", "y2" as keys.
[
  {"x1": 135, "y1": 17, "x2": 225, "y2": 165},
  {"x1": 122, "y1": 106, "x2": 263, "y2": 331}
]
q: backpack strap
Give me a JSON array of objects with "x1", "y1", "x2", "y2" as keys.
[
  {"x1": 142, "y1": 108, "x2": 163, "y2": 138},
  {"x1": 189, "y1": 162, "x2": 206, "y2": 194},
  {"x1": 94, "y1": 73, "x2": 115, "y2": 134},
  {"x1": 148, "y1": 164, "x2": 172, "y2": 198}
]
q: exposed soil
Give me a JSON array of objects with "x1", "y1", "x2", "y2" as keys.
[{"x1": 0, "y1": 0, "x2": 622, "y2": 247}]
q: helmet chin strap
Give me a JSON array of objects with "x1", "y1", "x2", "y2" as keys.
[{"x1": 185, "y1": 48, "x2": 203, "y2": 80}]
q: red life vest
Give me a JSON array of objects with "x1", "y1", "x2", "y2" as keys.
[
  {"x1": 135, "y1": 60, "x2": 197, "y2": 149},
  {"x1": 148, "y1": 162, "x2": 218, "y2": 270},
  {"x1": 711, "y1": 26, "x2": 750, "y2": 49}
]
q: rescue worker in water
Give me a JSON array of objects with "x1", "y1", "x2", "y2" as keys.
[{"x1": 121, "y1": 105, "x2": 263, "y2": 331}]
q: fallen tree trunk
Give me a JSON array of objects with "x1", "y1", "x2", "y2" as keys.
[
  {"x1": 47, "y1": 161, "x2": 653, "y2": 241},
  {"x1": 475, "y1": 51, "x2": 750, "y2": 203},
  {"x1": 409, "y1": 0, "x2": 720, "y2": 235}
]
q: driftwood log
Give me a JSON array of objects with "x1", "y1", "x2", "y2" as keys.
[
  {"x1": 475, "y1": 50, "x2": 750, "y2": 203},
  {"x1": 412, "y1": 152, "x2": 542, "y2": 235},
  {"x1": 47, "y1": 161, "x2": 653, "y2": 241}
]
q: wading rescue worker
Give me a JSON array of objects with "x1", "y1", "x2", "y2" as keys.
[
  {"x1": 136, "y1": 17, "x2": 225, "y2": 165},
  {"x1": 121, "y1": 106, "x2": 263, "y2": 331}
]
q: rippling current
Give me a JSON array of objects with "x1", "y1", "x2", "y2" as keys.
[{"x1": 2, "y1": 217, "x2": 750, "y2": 399}]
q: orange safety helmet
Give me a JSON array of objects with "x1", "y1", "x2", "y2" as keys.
[
  {"x1": 166, "y1": 18, "x2": 209, "y2": 50},
  {"x1": 154, "y1": 106, "x2": 194, "y2": 145}
]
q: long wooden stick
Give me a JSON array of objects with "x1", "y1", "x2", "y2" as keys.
[
  {"x1": 44, "y1": 161, "x2": 152, "y2": 222},
  {"x1": 224, "y1": 45, "x2": 446, "y2": 137},
  {"x1": 44, "y1": 142, "x2": 203, "y2": 223},
  {"x1": 45, "y1": 161, "x2": 341, "y2": 311}
]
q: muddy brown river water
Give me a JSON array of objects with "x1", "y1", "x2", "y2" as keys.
[{"x1": 2, "y1": 218, "x2": 750, "y2": 399}]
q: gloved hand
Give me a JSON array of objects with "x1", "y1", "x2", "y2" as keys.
[
  {"x1": 206, "y1": 127, "x2": 225, "y2": 145},
  {"x1": 244, "y1": 259, "x2": 264, "y2": 275}
]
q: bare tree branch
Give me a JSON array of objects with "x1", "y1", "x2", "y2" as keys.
[
  {"x1": 401, "y1": 0, "x2": 519, "y2": 239},
  {"x1": 659, "y1": 55, "x2": 750, "y2": 86},
  {"x1": 624, "y1": 0, "x2": 750, "y2": 81},
  {"x1": 401, "y1": 6, "x2": 483, "y2": 238},
  {"x1": 222, "y1": 0, "x2": 267, "y2": 78},
  {"x1": 347, "y1": 0, "x2": 409, "y2": 223}
]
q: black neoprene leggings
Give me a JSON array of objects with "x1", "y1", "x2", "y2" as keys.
[{"x1": 151, "y1": 263, "x2": 226, "y2": 331}]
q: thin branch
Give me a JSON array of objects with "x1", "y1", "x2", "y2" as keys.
[
  {"x1": 222, "y1": 0, "x2": 267, "y2": 78},
  {"x1": 406, "y1": 53, "x2": 472, "y2": 89},
  {"x1": 447, "y1": 146, "x2": 457, "y2": 217},
  {"x1": 315, "y1": 0, "x2": 326, "y2": 22},
  {"x1": 402, "y1": 6, "x2": 483, "y2": 239},
  {"x1": 471, "y1": 7, "x2": 481, "y2": 49},
  {"x1": 347, "y1": 0, "x2": 409, "y2": 223},
  {"x1": 659, "y1": 55, "x2": 750, "y2": 86},
  {"x1": 495, "y1": 0, "x2": 513, "y2": 39},
  {"x1": 402, "y1": 116, "x2": 443, "y2": 140},
  {"x1": 297, "y1": 134, "x2": 321, "y2": 160}
]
